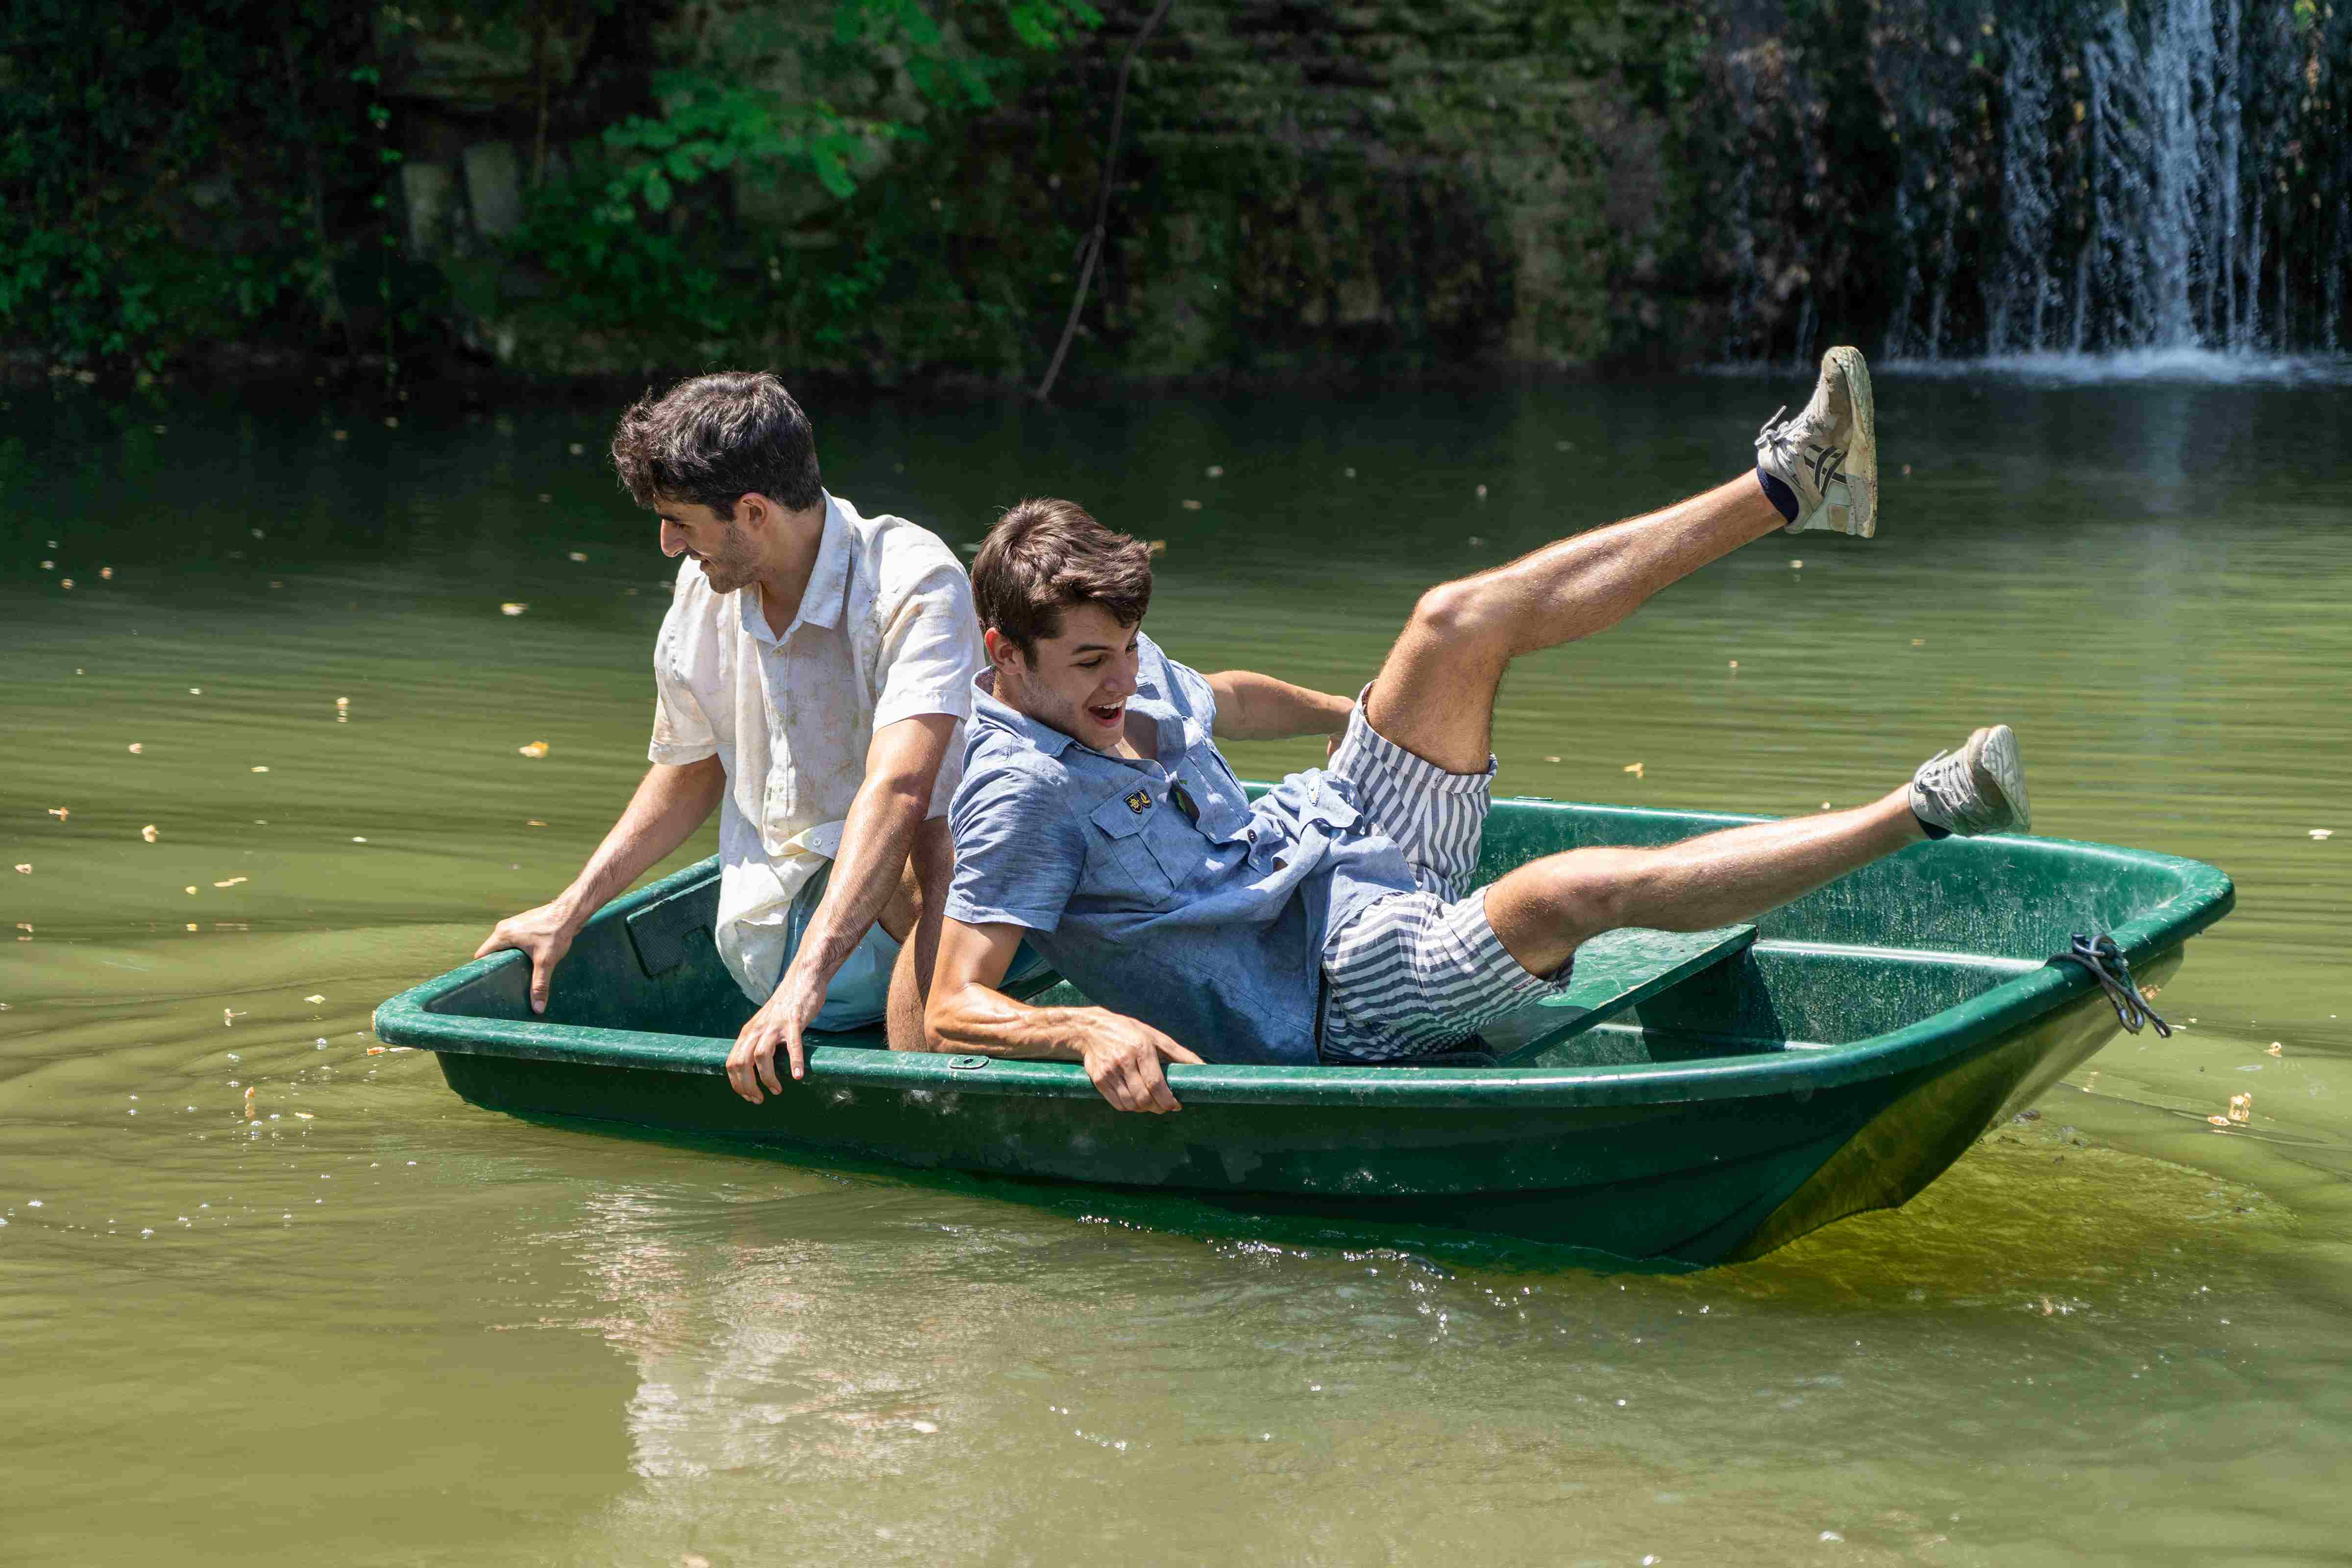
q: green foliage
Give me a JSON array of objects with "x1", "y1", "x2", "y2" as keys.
[
  {"x1": 0, "y1": 0, "x2": 374, "y2": 373},
  {"x1": 488, "y1": 0, "x2": 1099, "y2": 366}
]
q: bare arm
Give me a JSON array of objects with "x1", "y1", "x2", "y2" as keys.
[
  {"x1": 1202, "y1": 670, "x2": 1354, "y2": 742},
  {"x1": 475, "y1": 755, "x2": 725, "y2": 1013},
  {"x1": 726, "y1": 713, "x2": 957, "y2": 1101},
  {"x1": 925, "y1": 919, "x2": 1203, "y2": 1113}
]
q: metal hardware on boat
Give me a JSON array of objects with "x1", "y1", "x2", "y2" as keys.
[
  {"x1": 947, "y1": 1055, "x2": 990, "y2": 1071},
  {"x1": 2050, "y1": 933, "x2": 2172, "y2": 1037}
]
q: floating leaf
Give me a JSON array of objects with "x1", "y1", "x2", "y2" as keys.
[
  {"x1": 12, "y1": 864, "x2": 27, "y2": 875},
  {"x1": 47, "y1": 807, "x2": 66, "y2": 820},
  {"x1": 2313, "y1": 829, "x2": 2334, "y2": 840},
  {"x1": 1179, "y1": 499, "x2": 1202, "y2": 512},
  {"x1": 568, "y1": 551, "x2": 588, "y2": 562},
  {"x1": 213, "y1": 877, "x2": 247, "y2": 888},
  {"x1": 2207, "y1": 1114, "x2": 2231, "y2": 1127},
  {"x1": 334, "y1": 696, "x2": 349, "y2": 708},
  {"x1": 2266, "y1": 1042, "x2": 2283, "y2": 1057},
  {"x1": 305, "y1": 994, "x2": 326, "y2": 1004},
  {"x1": 224, "y1": 1009, "x2": 245, "y2": 1026},
  {"x1": 1206, "y1": 465, "x2": 1224, "y2": 478},
  {"x1": 294, "y1": 1111, "x2": 315, "y2": 1120},
  {"x1": 1623, "y1": 762, "x2": 1645, "y2": 779},
  {"x1": 184, "y1": 885, "x2": 197, "y2": 894},
  {"x1": 141, "y1": 825, "x2": 158, "y2": 843},
  {"x1": 525, "y1": 819, "x2": 546, "y2": 828},
  {"x1": 501, "y1": 602, "x2": 528, "y2": 616},
  {"x1": 250, "y1": 765, "x2": 270, "y2": 774},
  {"x1": 517, "y1": 740, "x2": 550, "y2": 759},
  {"x1": 127, "y1": 742, "x2": 143, "y2": 754}
]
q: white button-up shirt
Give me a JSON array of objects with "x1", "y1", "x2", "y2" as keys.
[{"x1": 647, "y1": 491, "x2": 984, "y2": 1003}]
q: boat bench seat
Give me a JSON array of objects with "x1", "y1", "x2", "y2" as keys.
[{"x1": 1470, "y1": 923, "x2": 1757, "y2": 1066}]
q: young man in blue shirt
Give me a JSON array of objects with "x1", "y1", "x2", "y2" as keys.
[{"x1": 928, "y1": 351, "x2": 2029, "y2": 1111}]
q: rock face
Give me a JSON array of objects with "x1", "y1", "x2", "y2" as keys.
[{"x1": 373, "y1": 0, "x2": 1697, "y2": 383}]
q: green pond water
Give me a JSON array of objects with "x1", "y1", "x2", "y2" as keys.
[{"x1": 3, "y1": 368, "x2": 2348, "y2": 1565}]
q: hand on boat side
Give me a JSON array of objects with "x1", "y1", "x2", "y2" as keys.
[
  {"x1": 726, "y1": 962, "x2": 828, "y2": 1103},
  {"x1": 1078, "y1": 1013, "x2": 1203, "y2": 1115},
  {"x1": 474, "y1": 901, "x2": 580, "y2": 1016}
]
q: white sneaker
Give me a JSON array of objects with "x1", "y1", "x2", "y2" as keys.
[
  {"x1": 1755, "y1": 346, "x2": 1877, "y2": 538},
  {"x1": 1911, "y1": 725, "x2": 2031, "y2": 837}
]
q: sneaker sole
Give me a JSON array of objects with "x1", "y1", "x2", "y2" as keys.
[
  {"x1": 1967, "y1": 724, "x2": 2030, "y2": 834},
  {"x1": 1826, "y1": 346, "x2": 1877, "y2": 539}
]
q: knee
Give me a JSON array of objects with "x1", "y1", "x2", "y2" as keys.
[
  {"x1": 1409, "y1": 579, "x2": 1512, "y2": 659},
  {"x1": 1542, "y1": 853, "x2": 1642, "y2": 938}
]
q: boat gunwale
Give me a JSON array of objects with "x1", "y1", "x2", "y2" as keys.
[{"x1": 374, "y1": 797, "x2": 2235, "y2": 1111}]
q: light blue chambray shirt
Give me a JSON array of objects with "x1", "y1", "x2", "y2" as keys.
[{"x1": 943, "y1": 632, "x2": 1419, "y2": 1065}]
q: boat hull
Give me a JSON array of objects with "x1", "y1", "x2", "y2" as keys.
[{"x1": 379, "y1": 795, "x2": 2229, "y2": 1266}]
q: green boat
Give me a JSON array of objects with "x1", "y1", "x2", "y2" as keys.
[{"x1": 373, "y1": 792, "x2": 2232, "y2": 1266}]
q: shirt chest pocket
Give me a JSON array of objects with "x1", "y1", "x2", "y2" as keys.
[{"x1": 1088, "y1": 794, "x2": 1177, "y2": 906}]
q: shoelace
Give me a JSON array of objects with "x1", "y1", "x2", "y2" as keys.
[
  {"x1": 1911, "y1": 748, "x2": 2000, "y2": 835},
  {"x1": 2050, "y1": 932, "x2": 2172, "y2": 1037},
  {"x1": 1754, "y1": 406, "x2": 1846, "y2": 492}
]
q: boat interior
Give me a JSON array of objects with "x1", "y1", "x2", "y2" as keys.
[{"x1": 426, "y1": 796, "x2": 2222, "y2": 1074}]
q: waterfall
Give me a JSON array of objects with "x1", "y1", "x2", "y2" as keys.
[{"x1": 1704, "y1": 0, "x2": 2350, "y2": 363}]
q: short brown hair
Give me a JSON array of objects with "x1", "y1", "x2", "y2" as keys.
[
  {"x1": 970, "y1": 498, "x2": 1154, "y2": 660},
  {"x1": 610, "y1": 370, "x2": 822, "y2": 518}
]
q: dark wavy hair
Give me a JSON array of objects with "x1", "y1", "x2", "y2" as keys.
[
  {"x1": 971, "y1": 498, "x2": 1155, "y2": 662},
  {"x1": 610, "y1": 370, "x2": 822, "y2": 518}
]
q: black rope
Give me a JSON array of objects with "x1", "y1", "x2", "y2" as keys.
[
  {"x1": 2050, "y1": 932, "x2": 2172, "y2": 1037},
  {"x1": 1034, "y1": 0, "x2": 1176, "y2": 404}
]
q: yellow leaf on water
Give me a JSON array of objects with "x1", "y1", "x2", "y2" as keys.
[
  {"x1": 2267, "y1": 1042, "x2": 2283, "y2": 1057},
  {"x1": 250, "y1": 766, "x2": 270, "y2": 774},
  {"x1": 184, "y1": 885, "x2": 196, "y2": 895},
  {"x1": 2312, "y1": 829, "x2": 2334, "y2": 840},
  {"x1": 1206, "y1": 465, "x2": 1224, "y2": 478},
  {"x1": 567, "y1": 551, "x2": 588, "y2": 562},
  {"x1": 305, "y1": 994, "x2": 326, "y2": 1004},
  {"x1": 47, "y1": 807, "x2": 66, "y2": 820},
  {"x1": 141, "y1": 825, "x2": 158, "y2": 842},
  {"x1": 11, "y1": 864, "x2": 27, "y2": 875},
  {"x1": 517, "y1": 741, "x2": 550, "y2": 759},
  {"x1": 367, "y1": 1046, "x2": 386, "y2": 1055},
  {"x1": 1180, "y1": 499, "x2": 1202, "y2": 511},
  {"x1": 501, "y1": 602, "x2": 528, "y2": 616},
  {"x1": 184, "y1": 923, "x2": 196, "y2": 931},
  {"x1": 525, "y1": 819, "x2": 546, "y2": 828},
  {"x1": 1623, "y1": 762, "x2": 1645, "y2": 779},
  {"x1": 294, "y1": 1112, "x2": 315, "y2": 1120},
  {"x1": 224, "y1": 1009, "x2": 245, "y2": 1026},
  {"x1": 2207, "y1": 1115, "x2": 2231, "y2": 1127},
  {"x1": 1544, "y1": 756, "x2": 1561, "y2": 763},
  {"x1": 334, "y1": 696, "x2": 349, "y2": 708},
  {"x1": 127, "y1": 742, "x2": 143, "y2": 754},
  {"x1": 213, "y1": 877, "x2": 247, "y2": 888}
]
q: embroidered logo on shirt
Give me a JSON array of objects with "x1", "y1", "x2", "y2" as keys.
[{"x1": 1124, "y1": 788, "x2": 1151, "y2": 815}]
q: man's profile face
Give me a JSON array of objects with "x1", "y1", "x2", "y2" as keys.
[
  {"x1": 655, "y1": 495, "x2": 760, "y2": 595},
  {"x1": 994, "y1": 602, "x2": 1143, "y2": 752}
]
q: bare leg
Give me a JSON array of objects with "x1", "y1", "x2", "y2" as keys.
[
  {"x1": 885, "y1": 818, "x2": 953, "y2": 1052},
  {"x1": 1485, "y1": 786, "x2": 1925, "y2": 978},
  {"x1": 1368, "y1": 474, "x2": 1785, "y2": 773}
]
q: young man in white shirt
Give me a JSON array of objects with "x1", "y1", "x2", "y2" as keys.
[{"x1": 476, "y1": 371, "x2": 984, "y2": 1102}]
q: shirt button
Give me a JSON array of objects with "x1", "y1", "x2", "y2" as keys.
[{"x1": 1247, "y1": 829, "x2": 1257, "y2": 843}]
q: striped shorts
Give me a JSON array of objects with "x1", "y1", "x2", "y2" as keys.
[{"x1": 1318, "y1": 691, "x2": 1568, "y2": 1064}]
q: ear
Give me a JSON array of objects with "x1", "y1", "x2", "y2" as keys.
[
  {"x1": 983, "y1": 627, "x2": 1026, "y2": 677},
  {"x1": 732, "y1": 492, "x2": 769, "y2": 532}
]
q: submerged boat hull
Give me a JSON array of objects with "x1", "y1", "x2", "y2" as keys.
[{"x1": 378, "y1": 796, "x2": 2230, "y2": 1265}]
